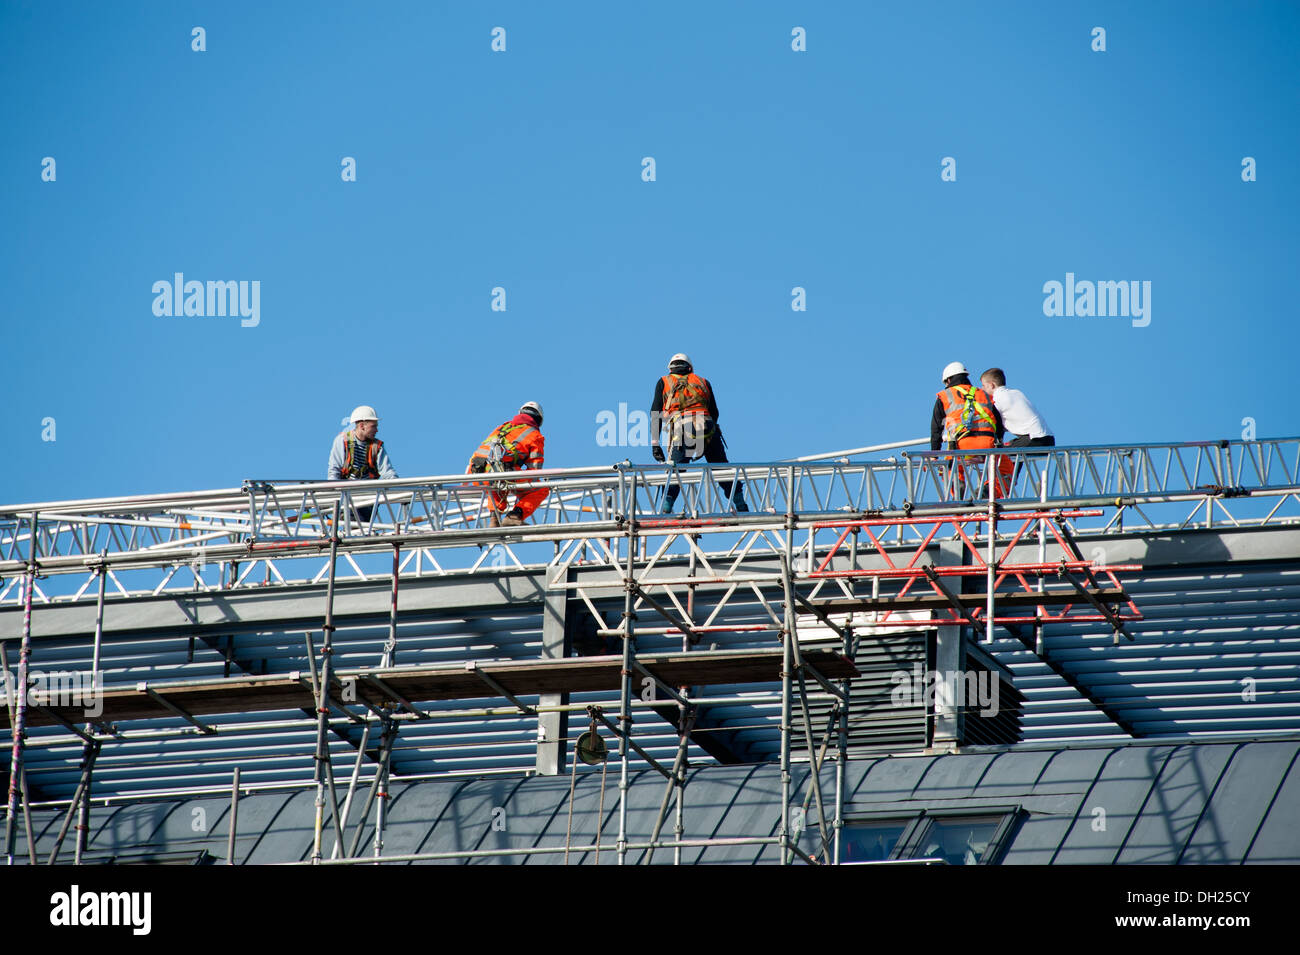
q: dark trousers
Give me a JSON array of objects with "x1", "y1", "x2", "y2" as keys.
[
  {"x1": 1006, "y1": 434, "x2": 1055, "y2": 487},
  {"x1": 664, "y1": 425, "x2": 748, "y2": 511}
]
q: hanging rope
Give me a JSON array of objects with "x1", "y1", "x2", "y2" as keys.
[{"x1": 564, "y1": 707, "x2": 611, "y2": 865}]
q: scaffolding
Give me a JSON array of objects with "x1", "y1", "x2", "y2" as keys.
[{"x1": 2, "y1": 438, "x2": 1299, "y2": 864}]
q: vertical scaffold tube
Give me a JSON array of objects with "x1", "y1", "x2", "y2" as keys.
[
  {"x1": 617, "y1": 471, "x2": 637, "y2": 866},
  {"x1": 1037, "y1": 470, "x2": 1047, "y2": 655},
  {"x1": 311, "y1": 501, "x2": 341, "y2": 865},
  {"x1": 5, "y1": 513, "x2": 38, "y2": 866},
  {"x1": 91, "y1": 559, "x2": 106, "y2": 693},
  {"x1": 779, "y1": 552, "x2": 795, "y2": 866},
  {"x1": 986, "y1": 456, "x2": 996, "y2": 644},
  {"x1": 388, "y1": 543, "x2": 400, "y2": 657},
  {"x1": 374, "y1": 719, "x2": 394, "y2": 860},
  {"x1": 75, "y1": 743, "x2": 97, "y2": 865},
  {"x1": 228, "y1": 766, "x2": 241, "y2": 865},
  {"x1": 836, "y1": 529, "x2": 858, "y2": 865},
  {"x1": 778, "y1": 466, "x2": 796, "y2": 864}
]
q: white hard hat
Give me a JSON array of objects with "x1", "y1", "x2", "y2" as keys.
[
  {"x1": 350, "y1": 405, "x2": 379, "y2": 424},
  {"x1": 669, "y1": 352, "x2": 692, "y2": 370},
  {"x1": 519, "y1": 400, "x2": 543, "y2": 423},
  {"x1": 941, "y1": 362, "x2": 967, "y2": 383}
]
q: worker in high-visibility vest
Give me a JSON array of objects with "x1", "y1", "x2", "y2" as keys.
[
  {"x1": 326, "y1": 405, "x2": 399, "y2": 526},
  {"x1": 467, "y1": 401, "x2": 548, "y2": 527},
  {"x1": 328, "y1": 405, "x2": 398, "y2": 481},
  {"x1": 930, "y1": 363, "x2": 1010, "y2": 499},
  {"x1": 650, "y1": 353, "x2": 748, "y2": 514}
]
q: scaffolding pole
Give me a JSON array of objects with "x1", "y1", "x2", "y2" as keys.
[
  {"x1": 311, "y1": 502, "x2": 342, "y2": 865},
  {"x1": 1037, "y1": 470, "x2": 1048, "y2": 655},
  {"x1": 388, "y1": 543, "x2": 400, "y2": 663},
  {"x1": 779, "y1": 469, "x2": 795, "y2": 866},
  {"x1": 91, "y1": 558, "x2": 105, "y2": 692},
  {"x1": 836, "y1": 529, "x2": 858, "y2": 864},
  {"x1": 641, "y1": 704, "x2": 697, "y2": 866},
  {"x1": 616, "y1": 471, "x2": 637, "y2": 866},
  {"x1": 46, "y1": 740, "x2": 98, "y2": 864},
  {"x1": 986, "y1": 455, "x2": 997, "y2": 644},
  {"x1": 4, "y1": 514, "x2": 37, "y2": 866},
  {"x1": 781, "y1": 552, "x2": 830, "y2": 863},
  {"x1": 373, "y1": 718, "x2": 394, "y2": 861},
  {"x1": 0, "y1": 642, "x2": 35, "y2": 866},
  {"x1": 74, "y1": 743, "x2": 95, "y2": 864},
  {"x1": 345, "y1": 715, "x2": 396, "y2": 859},
  {"x1": 227, "y1": 767, "x2": 240, "y2": 865}
]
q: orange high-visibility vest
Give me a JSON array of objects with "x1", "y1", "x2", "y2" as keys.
[
  {"x1": 661, "y1": 373, "x2": 712, "y2": 419},
  {"x1": 339, "y1": 431, "x2": 383, "y2": 479},
  {"x1": 472, "y1": 421, "x2": 545, "y2": 471},
  {"x1": 936, "y1": 385, "x2": 998, "y2": 445}
]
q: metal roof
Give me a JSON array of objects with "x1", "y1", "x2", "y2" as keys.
[{"x1": 11, "y1": 735, "x2": 1298, "y2": 864}]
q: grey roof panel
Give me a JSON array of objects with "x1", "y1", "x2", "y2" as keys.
[
  {"x1": 241, "y1": 790, "x2": 315, "y2": 864},
  {"x1": 912, "y1": 752, "x2": 998, "y2": 800},
  {"x1": 849, "y1": 755, "x2": 935, "y2": 802},
  {"x1": 681, "y1": 765, "x2": 781, "y2": 865},
  {"x1": 1001, "y1": 811, "x2": 1081, "y2": 864},
  {"x1": 365, "y1": 778, "x2": 469, "y2": 859},
  {"x1": 976, "y1": 749, "x2": 1059, "y2": 798},
  {"x1": 418, "y1": 777, "x2": 535, "y2": 864},
  {"x1": 1049, "y1": 745, "x2": 1178, "y2": 864},
  {"x1": 1243, "y1": 750, "x2": 1300, "y2": 864},
  {"x1": 1115, "y1": 743, "x2": 1237, "y2": 864},
  {"x1": 1031, "y1": 746, "x2": 1113, "y2": 797},
  {"x1": 1181, "y1": 740, "x2": 1300, "y2": 864}
]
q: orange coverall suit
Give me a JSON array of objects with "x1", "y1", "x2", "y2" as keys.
[
  {"x1": 466, "y1": 415, "x2": 549, "y2": 520},
  {"x1": 936, "y1": 384, "x2": 1013, "y2": 498}
]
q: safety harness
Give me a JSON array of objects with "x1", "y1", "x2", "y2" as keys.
[{"x1": 340, "y1": 431, "x2": 382, "y2": 479}]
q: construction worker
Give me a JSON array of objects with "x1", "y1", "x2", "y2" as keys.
[
  {"x1": 467, "y1": 401, "x2": 548, "y2": 527},
  {"x1": 930, "y1": 363, "x2": 1007, "y2": 499},
  {"x1": 651, "y1": 353, "x2": 748, "y2": 513},
  {"x1": 979, "y1": 368, "x2": 1055, "y2": 447},
  {"x1": 328, "y1": 406, "x2": 398, "y2": 481}
]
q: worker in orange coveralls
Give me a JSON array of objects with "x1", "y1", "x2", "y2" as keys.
[
  {"x1": 930, "y1": 362, "x2": 1011, "y2": 499},
  {"x1": 466, "y1": 401, "x2": 548, "y2": 526}
]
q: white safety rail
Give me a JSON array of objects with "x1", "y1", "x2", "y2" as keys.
[{"x1": 1, "y1": 437, "x2": 1298, "y2": 606}]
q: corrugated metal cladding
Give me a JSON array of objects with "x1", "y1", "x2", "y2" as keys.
[
  {"x1": 9, "y1": 737, "x2": 1298, "y2": 864},
  {"x1": 8, "y1": 603, "x2": 718, "y2": 802},
  {"x1": 4, "y1": 531, "x2": 1297, "y2": 804},
  {"x1": 988, "y1": 562, "x2": 1300, "y2": 740}
]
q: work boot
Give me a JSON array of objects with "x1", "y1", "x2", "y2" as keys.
[
  {"x1": 501, "y1": 508, "x2": 526, "y2": 527},
  {"x1": 721, "y1": 481, "x2": 749, "y2": 513}
]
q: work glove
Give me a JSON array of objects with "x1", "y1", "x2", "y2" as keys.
[{"x1": 651, "y1": 445, "x2": 665, "y2": 463}]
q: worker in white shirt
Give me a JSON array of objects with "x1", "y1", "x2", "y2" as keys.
[{"x1": 979, "y1": 368, "x2": 1055, "y2": 447}]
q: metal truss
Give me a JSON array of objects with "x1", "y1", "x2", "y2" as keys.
[{"x1": 1, "y1": 437, "x2": 1296, "y2": 607}]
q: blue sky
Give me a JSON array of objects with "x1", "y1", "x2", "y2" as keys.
[{"x1": 3, "y1": 0, "x2": 1297, "y2": 504}]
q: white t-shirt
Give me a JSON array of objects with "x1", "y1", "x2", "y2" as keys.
[{"x1": 990, "y1": 386, "x2": 1051, "y2": 439}]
